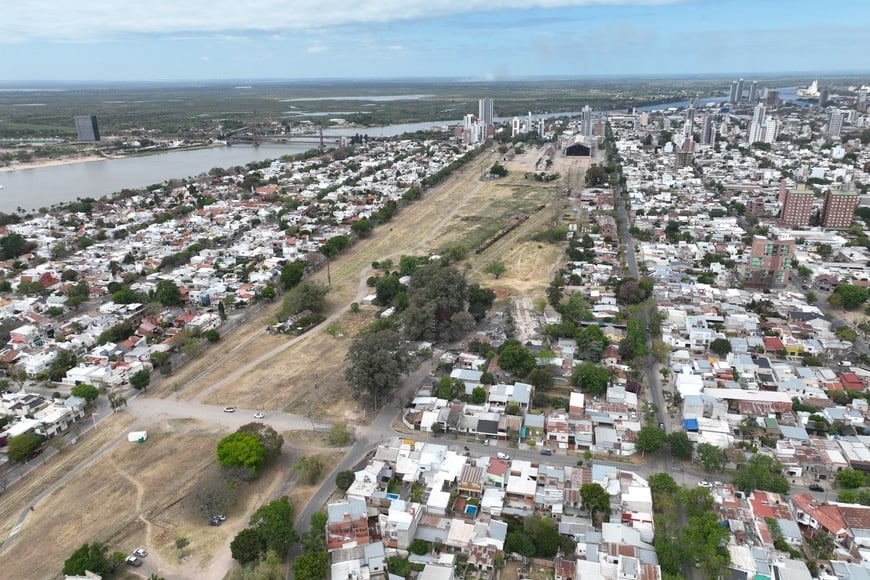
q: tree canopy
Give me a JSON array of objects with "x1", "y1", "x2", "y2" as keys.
[
  {"x1": 733, "y1": 455, "x2": 789, "y2": 494},
  {"x1": 7, "y1": 432, "x2": 45, "y2": 462},
  {"x1": 497, "y1": 340, "x2": 536, "y2": 377},
  {"x1": 580, "y1": 483, "x2": 611, "y2": 525},
  {"x1": 216, "y1": 432, "x2": 266, "y2": 478},
  {"x1": 62, "y1": 542, "x2": 111, "y2": 577},
  {"x1": 572, "y1": 361, "x2": 610, "y2": 396},
  {"x1": 71, "y1": 383, "x2": 100, "y2": 403},
  {"x1": 129, "y1": 369, "x2": 151, "y2": 391},
  {"x1": 345, "y1": 329, "x2": 410, "y2": 408},
  {"x1": 237, "y1": 422, "x2": 284, "y2": 464},
  {"x1": 155, "y1": 279, "x2": 184, "y2": 306}
]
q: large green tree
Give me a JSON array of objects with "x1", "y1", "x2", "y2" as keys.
[
  {"x1": 293, "y1": 551, "x2": 329, "y2": 579},
  {"x1": 280, "y1": 261, "x2": 305, "y2": 290},
  {"x1": 237, "y1": 422, "x2": 284, "y2": 464},
  {"x1": 837, "y1": 468, "x2": 867, "y2": 490},
  {"x1": 71, "y1": 383, "x2": 100, "y2": 404},
  {"x1": 497, "y1": 340, "x2": 536, "y2": 376},
  {"x1": 696, "y1": 443, "x2": 725, "y2": 473},
  {"x1": 155, "y1": 279, "x2": 184, "y2": 306},
  {"x1": 129, "y1": 369, "x2": 151, "y2": 391},
  {"x1": 831, "y1": 284, "x2": 869, "y2": 310},
  {"x1": 345, "y1": 329, "x2": 410, "y2": 408},
  {"x1": 62, "y1": 542, "x2": 111, "y2": 577},
  {"x1": 249, "y1": 496, "x2": 298, "y2": 555},
  {"x1": 572, "y1": 361, "x2": 610, "y2": 396},
  {"x1": 7, "y1": 432, "x2": 46, "y2": 462},
  {"x1": 580, "y1": 483, "x2": 611, "y2": 526},
  {"x1": 216, "y1": 432, "x2": 266, "y2": 478},
  {"x1": 668, "y1": 431, "x2": 694, "y2": 459},
  {"x1": 230, "y1": 527, "x2": 264, "y2": 565},
  {"x1": 636, "y1": 426, "x2": 667, "y2": 456},
  {"x1": 733, "y1": 455, "x2": 789, "y2": 494}
]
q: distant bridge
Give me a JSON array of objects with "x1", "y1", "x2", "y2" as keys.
[{"x1": 225, "y1": 134, "x2": 343, "y2": 147}]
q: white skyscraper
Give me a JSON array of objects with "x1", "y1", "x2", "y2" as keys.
[
  {"x1": 749, "y1": 103, "x2": 766, "y2": 143},
  {"x1": 762, "y1": 118, "x2": 779, "y2": 144},
  {"x1": 736, "y1": 78, "x2": 745, "y2": 103}
]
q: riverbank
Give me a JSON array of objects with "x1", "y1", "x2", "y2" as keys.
[{"x1": 0, "y1": 154, "x2": 105, "y2": 173}]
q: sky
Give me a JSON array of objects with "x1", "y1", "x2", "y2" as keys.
[{"x1": 2, "y1": 0, "x2": 869, "y2": 81}]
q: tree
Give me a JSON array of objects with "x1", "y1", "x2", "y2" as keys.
[
  {"x1": 696, "y1": 443, "x2": 725, "y2": 472},
  {"x1": 216, "y1": 432, "x2": 266, "y2": 478},
  {"x1": 648, "y1": 473, "x2": 680, "y2": 496},
  {"x1": 237, "y1": 422, "x2": 284, "y2": 463},
  {"x1": 345, "y1": 329, "x2": 410, "y2": 408},
  {"x1": 497, "y1": 340, "x2": 536, "y2": 376},
  {"x1": 733, "y1": 455, "x2": 789, "y2": 494},
  {"x1": 204, "y1": 329, "x2": 221, "y2": 343},
  {"x1": 668, "y1": 431, "x2": 694, "y2": 459},
  {"x1": 280, "y1": 261, "x2": 305, "y2": 290},
  {"x1": 259, "y1": 286, "x2": 276, "y2": 301},
  {"x1": 504, "y1": 531, "x2": 536, "y2": 557},
  {"x1": 129, "y1": 369, "x2": 151, "y2": 391},
  {"x1": 175, "y1": 536, "x2": 190, "y2": 558},
  {"x1": 294, "y1": 455, "x2": 325, "y2": 484},
  {"x1": 292, "y1": 551, "x2": 329, "y2": 579},
  {"x1": 71, "y1": 383, "x2": 100, "y2": 405},
  {"x1": 7, "y1": 432, "x2": 45, "y2": 462},
  {"x1": 817, "y1": 243, "x2": 833, "y2": 259},
  {"x1": 63, "y1": 542, "x2": 110, "y2": 576},
  {"x1": 320, "y1": 235, "x2": 350, "y2": 258},
  {"x1": 489, "y1": 162, "x2": 508, "y2": 177},
  {"x1": 155, "y1": 279, "x2": 184, "y2": 306},
  {"x1": 636, "y1": 426, "x2": 668, "y2": 456},
  {"x1": 249, "y1": 496, "x2": 298, "y2": 555},
  {"x1": 335, "y1": 470, "x2": 355, "y2": 491},
  {"x1": 580, "y1": 483, "x2": 611, "y2": 526},
  {"x1": 484, "y1": 261, "x2": 507, "y2": 279},
  {"x1": 831, "y1": 284, "x2": 869, "y2": 310},
  {"x1": 709, "y1": 338, "x2": 732, "y2": 358},
  {"x1": 351, "y1": 219, "x2": 373, "y2": 237},
  {"x1": 230, "y1": 527, "x2": 264, "y2": 565},
  {"x1": 837, "y1": 468, "x2": 867, "y2": 489},
  {"x1": 282, "y1": 280, "x2": 329, "y2": 316},
  {"x1": 327, "y1": 423, "x2": 352, "y2": 446},
  {"x1": 572, "y1": 361, "x2": 610, "y2": 396},
  {"x1": 471, "y1": 386, "x2": 487, "y2": 404},
  {"x1": 190, "y1": 467, "x2": 237, "y2": 515}
]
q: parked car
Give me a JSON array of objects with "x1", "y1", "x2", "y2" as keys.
[
  {"x1": 497, "y1": 452, "x2": 510, "y2": 460},
  {"x1": 483, "y1": 439, "x2": 490, "y2": 446},
  {"x1": 223, "y1": 406, "x2": 235, "y2": 413},
  {"x1": 125, "y1": 556, "x2": 142, "y2": 567},
  {"x1": 214, "y1": 514, "x2": 227, "y2": 521},
  {"x1": 253, "y1": 411, "x2": 265, "y2": 419},
  {"x1": 809, "y1": 483, "x2": 824, "y2": 492},
  {"x1": 132, "y1": 547, "x2": 147, "y2": 558},
  {"x1": 713, "y1": 481, "x2": 724, "y2": 487},
  {"x1": 540, "y1": 449, "x2": 553, "y2": 456},
  {"x1": 698, "y1": 480, "x2": 712, "y2": 488}
]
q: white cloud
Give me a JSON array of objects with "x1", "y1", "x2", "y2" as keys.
[
  {"x1": 0, "y1": 0, "x2": 690, "y2": 43},
  {"x1": 307, "y1": 44, "x2": 329, "y2": 54}
]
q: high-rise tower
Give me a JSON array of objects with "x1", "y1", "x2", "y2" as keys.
[
  {"x1": 478, "y1": 97, "x2": 494, "y2": 127},
  {"x1": 74, "y1": 115, "x2": 100, "y2": 142}
]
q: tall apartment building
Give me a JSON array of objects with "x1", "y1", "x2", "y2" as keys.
[
  {"x1": 729, "y1": 81, "x2": 739, "y2": 103},
  {"x1": 478, "y1": 97, "x2": 494, "y2": 128},
  {"x1": 745, "y1": 235, "x2": 795, "y2": 288},
  {"x1": 827, "y1": 110, "x2": 844, "y2": 137},
  {"x1": 748, "y1": 81, "x2": 759, "y2": 104},
  {"x1": 700, "y1": 114, "x2": 715, "y2": 145},
  {"x1": 73, "y1": 115, "x2": 100, "y2": 142},
  {"x1": 780, "y1": 188, "x2": 815, "y2": 226},
  {"x1": 762, "y1": 118, "x2": 780, "y2": 144},
  {"x1": 580, "y1": 105, "x2": 592, "y2": 137},
  {"x1": 748, "y1": 103, "x2": 766, "y2": 143},
  {"x1": 821, "y1": 189, "x2": 859, "y2": 229},
  {"x1": 736, "y1": 78, "x2": 745, "y2": 103}
]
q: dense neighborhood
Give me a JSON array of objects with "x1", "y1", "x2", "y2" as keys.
[{"x1": 2, "y1": 78, "x2": 870, "y2": 579}]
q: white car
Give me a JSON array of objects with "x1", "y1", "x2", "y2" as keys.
[
  {"x1": 223, "y1": 406, "x2": 235, "y2": 413},
  {"x1": 253, "y1": 411, "x2": 265, "y2": 419},
  {"x1": 698, "y1": 480, "x2": 712, "y2": 488},
  {"x1": 497, "y1": 452, "x2": 510, "y2": 461},
  {"x1": 132, "y1": 547, "x2": 147, "y2": 558}
]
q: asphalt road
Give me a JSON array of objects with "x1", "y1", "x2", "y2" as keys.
[{"x1": 615, "y1": 193, "x2": 669, "y2": 433}]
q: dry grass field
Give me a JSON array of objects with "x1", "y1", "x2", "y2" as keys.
[{"x1": 0, "y1": 145, "x2": 590, "y2": 578}]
